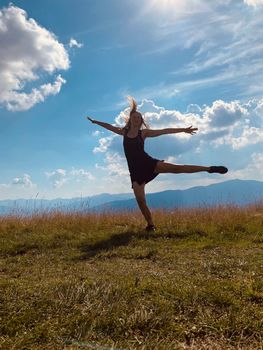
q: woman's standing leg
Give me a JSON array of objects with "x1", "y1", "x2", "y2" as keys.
[{"x1": 132, "y1": 181, "x2": 154, "y2": 227}]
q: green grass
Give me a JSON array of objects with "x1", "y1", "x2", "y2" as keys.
[{"x1": 0, "y1": 205, "x2": 263, "y2": 349}]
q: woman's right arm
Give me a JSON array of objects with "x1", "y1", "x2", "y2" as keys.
[{"x1": 86, "y1": 116, "x2": 124, "y2": 135}]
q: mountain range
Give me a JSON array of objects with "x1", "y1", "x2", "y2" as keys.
[{"x1": 0, "y1": 179, "x2": 262, "y2": 216}]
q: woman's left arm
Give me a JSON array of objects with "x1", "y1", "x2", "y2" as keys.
[{"x1": 144, "y1": 126, "x2": 198, "y2": 138}]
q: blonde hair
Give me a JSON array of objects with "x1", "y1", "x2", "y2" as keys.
[
  {"x1": 127, "y1": 95, "x2": 137, "y2": 114},
  {"x1": 122, "y1": 96, "x2": 148, "y2": 131}
]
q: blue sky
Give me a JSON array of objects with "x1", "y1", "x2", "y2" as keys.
[{"x1": 0, "y1": 0, "x2": 263, "y2": 199}]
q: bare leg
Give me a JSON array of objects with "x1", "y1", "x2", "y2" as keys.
[
  {"x1": 154, "y1": 161, "x2": 210, "y2": 174},
  {"x1": 132, "y1": 181, "x2": 154, "y2": 226},
  {"x1": 137, "y1": 200, "x2": 154, "y2": 226}
]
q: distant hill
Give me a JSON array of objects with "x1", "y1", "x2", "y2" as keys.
[
  {"x1": 0, "y1": 206, "x2": 13, "y2": 215},
  {"x1": 0, "y1": 193, "x2": 134, "y2": 216},
  {"x1": 90, "y1": 179, "x2": 263, "y2": 212},
  {"x1": 0, "y1": 179, "x2": 262, "y2": 216}
]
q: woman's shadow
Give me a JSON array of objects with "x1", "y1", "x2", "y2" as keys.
[{"x1": 75, "y1": 230, "x2": 189, "y2": 260}]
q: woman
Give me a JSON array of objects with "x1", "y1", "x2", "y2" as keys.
[{"x1": 87, "y1": 96, "x2": 228, "y2": 231}]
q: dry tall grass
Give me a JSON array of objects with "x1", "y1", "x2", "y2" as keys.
[{"x1": 1, "y1": 204, "x2": 263, "y2": 349}]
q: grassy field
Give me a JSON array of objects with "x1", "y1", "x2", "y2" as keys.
[{"x1": 0, "y1": 204, "x2": 263, "y2": 350}]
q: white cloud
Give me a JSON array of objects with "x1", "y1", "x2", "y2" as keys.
[
  {"x1": 244, "y1": 0, "x2": 263, "y2": 6},
  {"x1": 95, "y1": 152, "x2": 130, "y2": 191},
  {"x1": 186, "y1": 104, "x2": 202, "y2": 114},
  {"x1": 95, "y1": 152, "x2": 129, "y2": 177},
  {"x1": 226, "y1": 152, "x2": 263, "y2": 180},
  {"x1": 166, "y1": 156, "x2": 178, "y2": 163},
  {"x1": 45, "y1": 167, "x2": 95, "y2": 188},
  {"x1": 93, "y1": 135, "x2": 116, "y2": 153},
  {"x1": 70, "y1": 168, "x2": 95, "y2": 181},
  {"x1": 45, "y1": 168, "x2": 67, "y2": 188},
  {"x1": 126, "y1": 82, "x2": 180, "y2": 102},
  {"x1": 0, "y1": 183, "x2": 9, "y2": 188},
  {"x1": 133, "y1": 1, "x2": 263, "y2": 99},
  {"x1": 223, "y1": 126, "x2": 263, "y2": 149},
  {"x1": 114, "y1": 98, "x2": 165, "y2": 128},
  {"x1": 46, "y1": 169, "x2": 66, "y2": 177},
  {"x1": 139, "y1": 98, "x2": 165, "y2": 114},
  {"x1": 0, "y1": 5, "x2": 70, "y2": 111},
  {"x1": 69, "y1": 38, "x2": 83, "y2": 48},
  {"x1": 122, "y1": 70, "x2": 241, "y2": 103},
  {"x1": 12, "y1": 174, "x2": 35, "y2": 188},
  {"x1": 203, "y1": 100, "x2": 247, "y2": 127},
  {"x1": 0, "y1": 175, "x2": 38, "y2": 199},
  {"x1": 92, "y1": 97, "x2": 263, "y2": 189},
  {"x1": 5, "y1": 75, "x2": 66, "y2": 111},
  {"x1": 92, "y1": 130, "x2": 103, "y2": 136},
  {"x1": 177, "y1": 41, "x2": 263, "y2": 83}
]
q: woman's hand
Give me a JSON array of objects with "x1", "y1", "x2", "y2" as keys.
[
  {"x1": 86, "y1": 116, "x2": 96, "y2": 124},
  {"x1": 184, "y1": 126, "x2": 198, "y2": 135}
]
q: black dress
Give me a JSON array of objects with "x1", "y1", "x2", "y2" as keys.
[{"x1": 123, "y1": 128, "x2": 164, "y2": 189}]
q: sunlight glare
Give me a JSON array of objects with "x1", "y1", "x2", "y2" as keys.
[
  {"x1": 150, "y1": 0, "x2": 186, "y2": 10},
  {"x1": 146, "y1": 0, "x2": 194, "y2": 16}
]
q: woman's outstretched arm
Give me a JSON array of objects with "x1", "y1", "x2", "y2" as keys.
[
  {"x1": 86, "y1": 116, "x2": 124, "y2": 135},
  {"x1": 144, "y1": 126, "x2": 197, "y2": 138}
]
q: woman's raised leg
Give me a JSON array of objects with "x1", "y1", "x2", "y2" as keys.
[{"x1": 154, "y1": 161, "x2": 210, "y2": 174}]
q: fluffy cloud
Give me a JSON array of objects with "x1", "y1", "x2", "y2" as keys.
[
  {"x1": 92, "y1": 97, "x2": 263, "y2": 187},
  {"x1": 186, "y1": 104, "x2": 202, "y2": 114},
  {"x1": 95, "y1": 152, "x2": 131, "y2": 191},
  {"x1": 244, "y1": 0, "x2": 263, "y2": 6},
  {"x1": 5, "y1": 75, "x2": 66, "y2": 111},
  {"x1": 0, "y1": 5, "x2": 69, "y2": 111},
  {"x1": 203, "y1": 100, "x2": 247, "y2": 127},
  {"x1": 95, "y1": 98, "x2": 262, "y2": 154},
  {"x1": 95, "y1": 152, "x2": 129, "y2": 177},
  {"x1": 69, "y1": 38, "x2": 83, "y2": 48},
  {"x1": 223, "y1": 126, "x2": 263, "y2": 149},
  {"x1": 93, "y1": 135, "x2": 116, "y2": 153},
  {"x1": 70, "y1": 168, "x2": 95, "y2": 181},
  {"x1": 12, "y1": 174, "x2": 34, "y2": 187},
  {"x1": 227, "y1": 152, "x2": 263, "y2": 180},
  {"x1": 45, "y1": 168, "x2": 95, "y2": 188},
  {"x1": 45, "y1": 169, "x2": 67, "y2": 188},
  {"x1": 92, "y1": 130, "x2": 103, "y2": 136}
]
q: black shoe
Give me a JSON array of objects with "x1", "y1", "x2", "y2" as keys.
[
  {"x1": 208, "y1": 166, "x2": 228, "y2": 174},
  {"x1": 145, "y1": 224, "x2": 156, "y2": 232}
]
